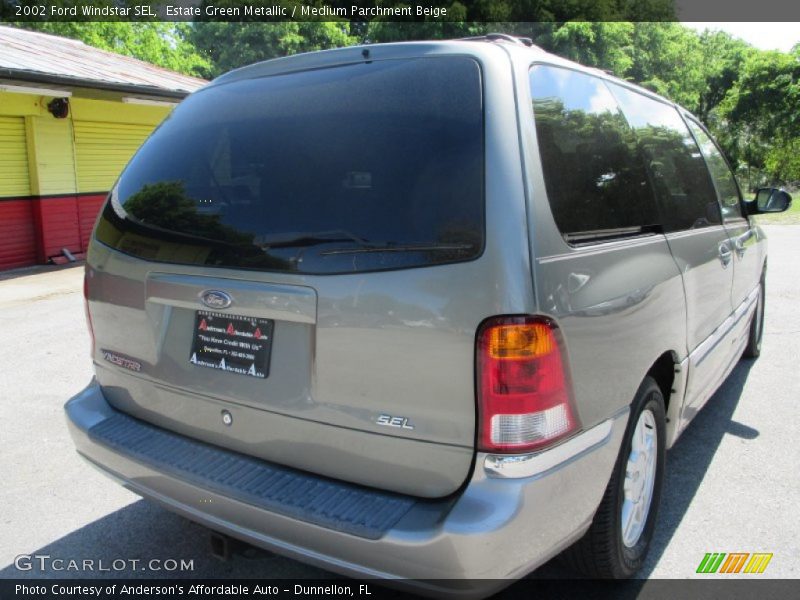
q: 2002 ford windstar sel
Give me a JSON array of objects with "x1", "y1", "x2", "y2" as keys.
[{"x1": 66, "y1": 35, "x2": 791, "y2": 595}]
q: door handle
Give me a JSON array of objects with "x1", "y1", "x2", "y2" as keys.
[
  {"x1": 734, "y1": 229, "x2": 754, "y2": 258},
  {"x1": 718, "y1": 241, "x2": 732, "y2": 267}
]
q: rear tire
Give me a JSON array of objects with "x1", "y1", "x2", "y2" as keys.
[
  {"x1": 561, "y1": 376, "x2": 666, "y2": 578},
  {"x1": 743, "y1": 276, "x2": 765, "y2": 359}
]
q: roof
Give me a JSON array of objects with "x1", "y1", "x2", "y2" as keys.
[
  {"x1": 211, "y1": 39, "x2": 520, "y2": 87},
  {"x1": 0, "y1": 25, "x2": 206, "y2": 99}
]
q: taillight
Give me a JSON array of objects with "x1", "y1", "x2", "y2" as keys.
[
  {"x1": 83, "y1": 269, "x2": 95, "y2": 357},
  {"x1": 477, "y1": 316, "x2": 577, "y2": 453}
]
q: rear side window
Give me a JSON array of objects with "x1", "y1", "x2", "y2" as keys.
[
  {"x1": 96, "y1": 57, "x2": 484, "y2": 274},
  {"x1": 608, "y1": 83, "x2": 722, "y2": 232},
  {"x1": 685, "y1": 118, "x2": 744, "y2": 221},
  {"x1": 530, "y1": 65, "x2": 659, "y2": 243}
]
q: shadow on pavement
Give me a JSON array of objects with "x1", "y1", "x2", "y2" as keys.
[
  {"x1": 639, "y1": 357, "x2": 756, "y2": 576},
  {"x1": 0, "y1": 499, "x2": 335, "y2": 580}
]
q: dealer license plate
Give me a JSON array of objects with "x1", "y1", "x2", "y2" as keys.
[{"x1": 189, "y1": 311, "x2": 274, "y2": 378}]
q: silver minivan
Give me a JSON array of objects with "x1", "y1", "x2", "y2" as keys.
[{"x1": 66, "y1": 35, "x2": 791, "y2": 593}]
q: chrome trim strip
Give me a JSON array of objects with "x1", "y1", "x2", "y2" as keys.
[
  {"x1": 692, "y1": 284, "x2": 759, "y2": 367},
  {"x1": 484, "y1": 415, "x2": 619, "y2": 479}
]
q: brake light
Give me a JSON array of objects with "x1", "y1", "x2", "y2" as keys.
[
  {"x1": 83, "y1": 269, "x2": 95, "y2": 357},
  {"x1": 477, "y1": 316, "x2": 577, "y2": 453}
]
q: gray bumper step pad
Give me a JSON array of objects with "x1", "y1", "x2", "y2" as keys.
[{"x1": 89, "y1": 412, "x2": 417, "y2": 540}]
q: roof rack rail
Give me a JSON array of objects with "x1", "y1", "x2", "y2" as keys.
[{"x1": 459, "y1": 33, "x2": 540, "y2": 49}]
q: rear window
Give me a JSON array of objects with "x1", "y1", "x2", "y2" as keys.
[{"x1": 96, "y1": 57, "x2": 485, "y2": 274}]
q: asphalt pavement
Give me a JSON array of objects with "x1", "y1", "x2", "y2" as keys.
[{"x1": 1, "y1": 225, "x2": 798, "y2": 589}]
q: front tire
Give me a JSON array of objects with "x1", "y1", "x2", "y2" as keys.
[{"x1": 562, "y1": 376, "x2": 666, "y2": 578}]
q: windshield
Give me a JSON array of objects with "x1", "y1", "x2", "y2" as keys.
[{"x1": 96, "y1": 57, "x2": 485, "y2": 274}]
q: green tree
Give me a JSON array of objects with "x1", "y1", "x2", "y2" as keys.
[
  {"x1": 718, "y1": 48, "x2": 800, "y2": 183},
  {"x1": 695, "y1": 30, "x2": 754, "y2": 123},
  {"x1": 722, "y1": 50, "x2": 800, "y2": 142},
  {"x1": 535, "y1": 22, "x2": 634, "y2": 75},
  {"x1": 764, "y1": 140, "x2": 800, "y2": 184},
  {"x1": 626, "y1": 22, "x2": 706, "y2": 110},
  {"x1": 189, "y1": 21, "x2": 357, "y2": 78},
  {"x1": 15, "y1": 22, "x2": 210, "y2": 77}
]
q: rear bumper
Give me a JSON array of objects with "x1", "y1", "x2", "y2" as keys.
[{"x1": 65, "y1": 380, "x2": 627, "y2": 595}]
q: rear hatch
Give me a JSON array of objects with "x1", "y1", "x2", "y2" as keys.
[{"x1": 88, "y1": 54, "x2": 486, "y2": 498}]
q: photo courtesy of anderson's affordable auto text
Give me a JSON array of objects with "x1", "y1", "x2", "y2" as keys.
[
  {"x1": 13, "y1": 583, "x2": 375, "y2": 597},
  {"x1": 2, "y1": 1, "x2": 800, "y2": 599}
]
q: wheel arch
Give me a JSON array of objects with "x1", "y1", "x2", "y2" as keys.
[{"x1": 645, "y1": 350, "x2": 686, "y2": 450}]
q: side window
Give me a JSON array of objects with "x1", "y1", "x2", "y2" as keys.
[
  {"x1": 530, "y1": 65, "x2": 659, "y2": 243},
  {"x1": 608, "y1": 83, "x2": 722, "y2": 232},
  {"x1": 685, "y1": 119, "x2": 744, "y2": 221}
]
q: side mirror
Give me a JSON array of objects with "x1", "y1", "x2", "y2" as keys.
[{"x1": 746, "y1": 187, "x2": 792, "y2": 214}]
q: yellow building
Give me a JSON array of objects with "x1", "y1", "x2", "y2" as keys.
[{"x1": 0, "y1": 25, "x2": 205, "y2": 269}]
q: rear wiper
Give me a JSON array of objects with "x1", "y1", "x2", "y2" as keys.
[
  {"x1": 319, "y1": 242, "x2": 475, "y2": 256},
  {"x1": 258, "y1": 230, "x2": 371, "y2": 250},
  {"x1": 258, "y1": 231, "x2": 475, "y2": 256}
]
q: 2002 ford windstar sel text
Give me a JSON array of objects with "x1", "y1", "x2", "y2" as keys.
[{"x1": 65, "y1": 35, "x2": 791, "y2": 595}]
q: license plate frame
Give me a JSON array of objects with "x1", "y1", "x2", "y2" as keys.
[{"x1": 189, "y1": 310, "x2": 274, "y2": 379}]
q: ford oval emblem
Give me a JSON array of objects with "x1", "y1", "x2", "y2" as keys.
[{"x1": 200, "y1": 290, "x2": 233, "y2": 310}]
